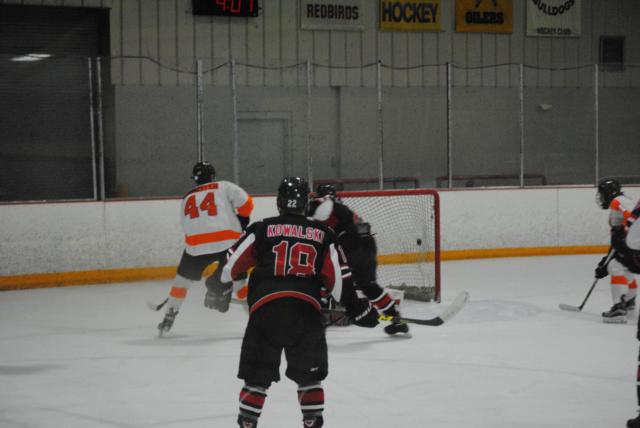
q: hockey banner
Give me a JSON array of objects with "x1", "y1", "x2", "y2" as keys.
[
  {"x1": 379, "y1": 0, "x2": 441, "y2": 32},
  {"x1": 300, "y1": 0, "x2": 364, "y2": 31},
  {"x1": 455, "y1": 0, "x2": 513, "y2": 34},
  {"x1": 526, "y1": 0, "x2": 581, "y2": 37}
]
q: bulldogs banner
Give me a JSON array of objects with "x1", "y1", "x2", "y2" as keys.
[{"x1": 526, "y1": 0, "x2": 581, "y2": 37}]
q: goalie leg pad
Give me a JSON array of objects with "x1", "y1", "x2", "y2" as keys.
[{"x1": 205, "y1": 282, "x2": 233, "y2": 312}]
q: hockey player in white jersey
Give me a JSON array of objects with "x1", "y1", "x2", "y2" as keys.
[
  {"x1": 624, "y1": 202, "x2": 640, "y2": 428},
  {"x1": 595, "y1": 179, "x2": 638, "y2": 323},
  {"x1": 157, "y1": 161, "x2": 253, "y2": 335}
]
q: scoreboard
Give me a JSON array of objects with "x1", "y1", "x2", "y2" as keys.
[{"x1": 192, "y1": 0, "x2": 259, "y2": 17}]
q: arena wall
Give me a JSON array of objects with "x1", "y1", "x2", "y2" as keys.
[{"x1": 2, "y1": 186, "x2": 639, "y2": 289}]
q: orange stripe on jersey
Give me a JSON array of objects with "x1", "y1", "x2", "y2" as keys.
[
  {"x1": 169, "y1": 286, "x2": 187, "y2": 298},
  {"x1": 185, "y1": 230, "x2": 242, "y2": 246},
  {"x1": 237, "y1": 196, "x2": 254, "y2": 217},
  {"x1": 612, "y1": 275, "x2": 628, "y2": 285},
  {"x1": 610, "y1": 199, "x2": 621, "y2": 210}
]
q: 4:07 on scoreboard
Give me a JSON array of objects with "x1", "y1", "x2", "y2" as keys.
[{"x1": 192, "y1": 0, "x2": 260, "y2": 17}]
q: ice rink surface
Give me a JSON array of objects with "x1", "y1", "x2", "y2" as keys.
[{"x1": 1, "y1": 254, "x2": 638, "y2": 428}]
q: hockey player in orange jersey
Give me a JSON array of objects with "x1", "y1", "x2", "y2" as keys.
[
  {"x1": 595, "y1": 178, "x2": 638, "y2": 323},
  {"x1": 157, "y1": 161, "x2": 253, "y2": 335}
]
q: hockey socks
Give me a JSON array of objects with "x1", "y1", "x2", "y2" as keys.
[
  {"x1": 361, "y1": 286, "x2": 397, "y2": 315},
  {"x1": 298, "y1": 383, "x2": 324, "y2": 427},
  {"x1": 238, "y1": 384, "x2": 267, "y2": 426}
]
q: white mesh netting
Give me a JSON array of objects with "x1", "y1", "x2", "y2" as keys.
[{"x1": 340, "y1": 190, "x2": 440, "y2": 302}]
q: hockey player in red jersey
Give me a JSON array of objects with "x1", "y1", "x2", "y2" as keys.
[
  {"x1": 218, "y1": 176, "x2": 379, "y2": 428},
  {"x1": 308, "y1": 184, "x2": 409, "y2": 335},
  {"x1": 157, "y1": 161, "x2": 253, "y2": 335},
  {"x1": 595, "y1": 178, "x2": 638, "y2": 323}
]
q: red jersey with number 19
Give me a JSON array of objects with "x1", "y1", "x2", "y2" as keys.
[
  {"x1": 223, "y1": 213, "x2": 350, "y2": 314},
  {"x1": 180, "y1": 180, "x2": 253, "y2": 256}
]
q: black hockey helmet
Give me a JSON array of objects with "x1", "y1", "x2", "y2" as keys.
[
  {"x1": 277, "y1": 176, "x2": 310, "y2": 215},
  {"x1": 192, "y1": 161, "x2": 215, "y2": 185},
  {"x1": 316, "y1": 184, "x2": 337, "y2": 199},
  {"x1": 596, "y1": 178, "x2": 622, "y2": 209}
]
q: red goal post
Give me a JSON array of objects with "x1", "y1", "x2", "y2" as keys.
[{"x1": 336, "y1": 189, "x2": 441, "y2": 303}]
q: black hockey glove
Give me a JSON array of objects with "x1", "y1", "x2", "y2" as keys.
[
  {"x1": 595, "y1": 265, "x2": 608, "y2": 279},
  {"x1": 237, "y1": 215, "x2": 250, "y2": 231},
  {"x1": 595, "y1": 256, "x2": 609, "y2": 279},
  {"x1": 204, "y1": 283, "x2": 232, "y2": 312},
  {"x1": 348, "y1": 299, "x2": 379, "y2": 328}
]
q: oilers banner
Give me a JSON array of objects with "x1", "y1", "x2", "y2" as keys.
[
  {"x1": 526, "y1": 0, "x2": 581, "y2": 37},
  {"x1": 455, "y1": 0, "x2": 513, "y2": 34},
  {"x1": 379, "y1": 0, "x2": 441, "y2": 32}
]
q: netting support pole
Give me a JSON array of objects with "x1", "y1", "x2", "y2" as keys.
[
  {"x1": 376, "y1": 60, "x2": 384, "y2": 190},
  {"x1": 231, "y1": 58, "x2": 240, "y2": 184},
  {"x1": 446, "y1": 62, "x2": 453, "y2": 189},
  {"x1": 196, "y1": 59, "x2": 204, "y2": 162},
  {"x1": 306, "y1": 60, "x2": 313, "y2": 190},
  {"x1": 88, "y1": 57, "x2": 98, "y2": 201},
  {"x1": 96, "y1": 57, "x2": 105, "y2": 200},
  {"x1": 519, "y1": 63, "x2": 525, "y2": 188},
  {"x1": 594, "y1": 63, "x2": 600, "y2": 185}
]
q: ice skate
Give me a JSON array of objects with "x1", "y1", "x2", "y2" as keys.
[
  {"x1": 237, "y1": 414, "x2": 258, "y2": 428},
  {"x1": 384, "y1": 317, "x2": 409, "y2": 335},
  {"x1": 625, "y1": 296, "x2": 636, "y2": 311},
  {"x1": 302, "y1": 415, "x2": 323, "y2": 427},
  {"x1": 628, "y1": 412, "x2": 640, "y2": 428},
  {"x1": 602, "y1": 301, "x2": 627, "y2": 324},
  {"x1": 157, "y1": 308, "x2": 178, "y2": 336}
]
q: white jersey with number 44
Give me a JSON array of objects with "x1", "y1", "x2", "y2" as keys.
[{"x1": 180, "y1": 180, "x2": 253, "y2": 256}]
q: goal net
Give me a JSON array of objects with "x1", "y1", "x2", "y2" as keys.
[{"x1": 339, "y1": 189, "x2": 441, "y2": 303}]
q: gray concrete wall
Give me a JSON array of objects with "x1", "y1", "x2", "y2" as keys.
[
  {"x1": 4, "y1": 0, "x2": 639, "y2": 197},
  {"x1": 113, "y1": 83, "x2": 640, "y2": 194}
]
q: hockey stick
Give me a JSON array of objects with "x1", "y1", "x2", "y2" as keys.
[
  {"x1": 558, "y1": 279, "x2": 599, "y2": 312},
  {"x1": 558, "y1": 249, "x2": 615, "y2": 312},
  {"x1": 380, "y1": 290, "x2": 470, "y2": 326},
  {"x1": 147, "y1": 298, "x2": 168, "y2": 312},
  {"x1": 324, "y1": 290, "x2": 470, "y2": 327}
]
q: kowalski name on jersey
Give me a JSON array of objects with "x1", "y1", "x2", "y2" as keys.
[{"x1": 267, "y1": 224, "x2": 325, "y2": 243}]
